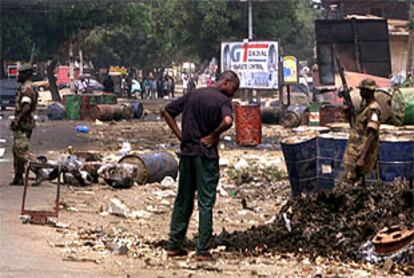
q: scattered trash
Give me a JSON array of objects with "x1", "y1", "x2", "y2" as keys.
[
  {"x1": 98, "y1": 163, "x2": 138, "y2": 189},
  {"x1": 119, "y1": 141, "x2": 131, "y2": 156},
  {"x1": 20, "y1": 215, "x2": 31, "y2": 224},
  {"x1": 107, "y1": 198, "x2": 129, "y2": 218},
  {"x1": 160, "y1": 176, "x2": 176, "y2": 189},
  {"x1": 129, "y1": 210, "x2": 151, "y2": 219},
  {"x1": 223, "y1": 136, "x2": 232, "y2": 142},
  {"x1": 75, "y1": 125, "x2": 90, "y2": 133},
  {"x1": 47, "y1": 102, "x2": 65, "y2": 120},
  {"x1": 282, "y1": 212, "x2": 292, "y2": 233},
  {"x1": 95, "y1": 119, "x2": 104, "y2": 125}
]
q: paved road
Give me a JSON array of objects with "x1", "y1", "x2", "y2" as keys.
[{"x1": 0, "y1": 113, "x2": 109, "y2": 278}]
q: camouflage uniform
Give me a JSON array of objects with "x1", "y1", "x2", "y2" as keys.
[
  {"x1": 12, "y1": 79, "x2": 38, "y2": 177},
  {"x1": 342, "y1": 91, "x2": 381, "y2": 183}
]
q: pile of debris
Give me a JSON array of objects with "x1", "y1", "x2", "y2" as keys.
[{"x1": 216, "y1": 179, "x2": 414, "y2": 275}]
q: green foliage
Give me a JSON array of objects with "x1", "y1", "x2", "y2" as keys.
[{"x1": 1, "y1": 0, "x2": 316, "y2": 69}]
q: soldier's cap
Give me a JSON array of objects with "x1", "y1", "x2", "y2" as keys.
[
  {"x1": 358, "y1": 78, "x2": 377, "y2": 91},
  {"x1": 18, "y1": 63, "x2": 33, "y2": 72}
]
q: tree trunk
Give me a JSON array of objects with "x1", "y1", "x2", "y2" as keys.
[
  {"x1": 0, "y1": 57, "x2": 5, "y2": 79},
  {"x1": 47, "y1": 59, "x2": 61, "y2": 102}
]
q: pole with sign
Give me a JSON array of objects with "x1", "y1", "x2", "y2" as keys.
[{"x1": 282, "y1": 55, "x2": 299, "y2": 106}]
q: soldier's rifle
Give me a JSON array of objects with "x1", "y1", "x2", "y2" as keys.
[{"x1": 333, "y1": 49, "x2": 355, "y2": 128}]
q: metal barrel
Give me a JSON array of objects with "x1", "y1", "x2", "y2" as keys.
[
  {"x1": 117, "y1": 155, "x2": 148, "y2": 184},
  {"x1": 318, "y1": 133, "x2": 349, "y2": 188},
  {"x1": 96, "y1": 104, "x2": 132, "y2": 121},
  {"x1": 281, "y1": 135, "x2": 318, "y2": 195},
  {"x1": 234, "y1": 103, "x2": 262, "y2": 146},
  {"x1": 260, "y1": 106, "x2": 283, "y2": 124},
  {"x1": 379, "y1": 133, "x2": 414, "y2": 182},
  {"x1": 391, "y1": 87, "x2": 414, "y2": 126},
  {"x1": 119, "y1": 152, "x2": 178, "y2": 184},
  {"x1": 63, "y1": 94, "x2": 81, "y2": 120},
  {"x1": 138, "y1": 152, "x2": 178, "y2": 183},
  {"x1": 281, "y1": 104, "x2": 309, "y2": 128},
  {"x1": 319, "y1": 104, "x2": 347, "y2": 126}
]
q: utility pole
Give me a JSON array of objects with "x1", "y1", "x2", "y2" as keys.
[
  {"x1": 248, "y1": 0, "x2": 254, "y2": 103},
  {"x1": 79, "y1": 49, "x2": 84, "y2": 76},
  {"x1": 407, "y1": 0, "x2": 414, "y2": 76},
  {"x1": 248, "y1": 0, "x2": 253, "y2": 41},
  {"x1": 69, "y1": 42, "x2": 75, "y2": 93}
]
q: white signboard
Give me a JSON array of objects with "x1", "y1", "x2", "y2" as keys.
[{"x1": 221, "y1": 40, "x2": 279, "y2": 89}]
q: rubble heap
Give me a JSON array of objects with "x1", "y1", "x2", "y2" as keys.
[{"x1": 217, "y1": 179, "x2": 414, "y2": 274}]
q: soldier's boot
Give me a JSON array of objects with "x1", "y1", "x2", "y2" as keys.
[{"x1": 9, "y1": 174, "x2": 24, "y2": 186}]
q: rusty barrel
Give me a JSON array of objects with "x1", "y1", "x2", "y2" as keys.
[
  {"x1": 319, "y1": 104, "x2": 347, "y2": 126},
  {"x1": 119, "y1": 152, "x2": 178, "y2": 184},
  {"x1": 96, "y1": 104, "x2": 132, "y2": 121},
  {"x1": 234, "y1": 103, "x2": 262, "y2": 146},
  {"x1": 281, "y1": 104, "x2": 309, "y2": 128}
]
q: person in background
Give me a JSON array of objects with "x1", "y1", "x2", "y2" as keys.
[
  {"x1": 207, "y1": 76, "x2": 212, "y2": 87},
  {"x1": 170, "y1": 77, "x2": 176, "y2": 98},
  {"x1": 143, "y1": 76, "x2": 151, "y2": 99},
  {"x1": 182, "y1": 75, "x2": 188, "y2": 95},
  {"x1": 163, "y1": 76, "x2": 171, "y2": 99},
  {"x1": 187, "y1": 77, "x2": 196, "y2": 92},
  {"x1": 161, "y1": 70, "x2": 240, "y2": 261},
  {"x1": 150, "y1": 76, "x2": 157, "y2": 99},
  {"x1": 157, "y1": 77, "x2": 164, "y2": 99},
  {"x1": 103, "y1": 75, "x2": 115, "y2": 93}
]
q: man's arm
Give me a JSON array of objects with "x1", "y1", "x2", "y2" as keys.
[
  {"x1": 161, "y1": 108, "x2": 182, "y2": 142},
  {"x1": 160, "y1": 95, "x2": 187, "y2": 141},
  {"x1": 356, "y1": 109, "x2": 380, "y2": 168},
  {"x1": 201, "y1": 116, "x2": 233, "y2": 148},
  {"x1": 10, "y1": 103, "x2": 31, "y2": 130}
]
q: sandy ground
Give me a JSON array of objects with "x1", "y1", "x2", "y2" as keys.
[{"x1": 0, "y1": 100, "x2": 405, "y2": 277}]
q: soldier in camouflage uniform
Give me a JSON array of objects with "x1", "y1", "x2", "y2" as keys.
[
  {"x1": 342, "y1": 79, "x2": 382, "y2": 186},
  {"x1": 9, "y1": 64, "x2": 38, "y2": 185}
]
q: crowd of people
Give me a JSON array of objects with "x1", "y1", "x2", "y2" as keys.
[{"x1": 101, "y1": 73, "x2": 204, "y2": 100}]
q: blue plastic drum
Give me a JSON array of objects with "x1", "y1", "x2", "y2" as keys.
[
  {"x1": 379, "y1": 135, "x2": 414, "y2": 182},
  {"x1": 281, "y1": 135, "x2": 318, "y2": 195}
]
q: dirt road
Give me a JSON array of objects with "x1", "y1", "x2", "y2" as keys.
[{"x1": 0, "y1": 113, "x2": 111, "y2": 277}]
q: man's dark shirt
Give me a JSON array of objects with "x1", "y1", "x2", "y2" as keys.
[{"x1": 165, "y1": 87, "x2": 233, "y2": 159}]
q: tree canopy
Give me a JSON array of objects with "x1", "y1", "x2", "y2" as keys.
[{"x1": 0, "y1": 0, "x2": 316, "y2": 70}]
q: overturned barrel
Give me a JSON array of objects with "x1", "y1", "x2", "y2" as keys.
[
  {"x1": 260, "y1": 106, "x2": 283, "y2": 125},
  {"x1": 96, "y1": 104, "x2": 133, "y2": 121},
  {"x1": 281, "y1": 104, "x2": 309, "y2": 128},
  {"x1": 119, "y1": 152, "x2": 178, "y2": 184}
]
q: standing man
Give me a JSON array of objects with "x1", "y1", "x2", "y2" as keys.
[
  {"x1": 162, "y1": 71, "x2": 240, "y2": 260},
  {"x1": 9, "y1": 64, "x2": 38, "y2": 185},
  {"x1": 342, "y1": 79, "x2": 382, "y2": 186}
]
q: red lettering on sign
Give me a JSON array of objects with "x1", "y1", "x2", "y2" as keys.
[{"x1": 242, "y1": 43, "x2": 269, "y2": 62}]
